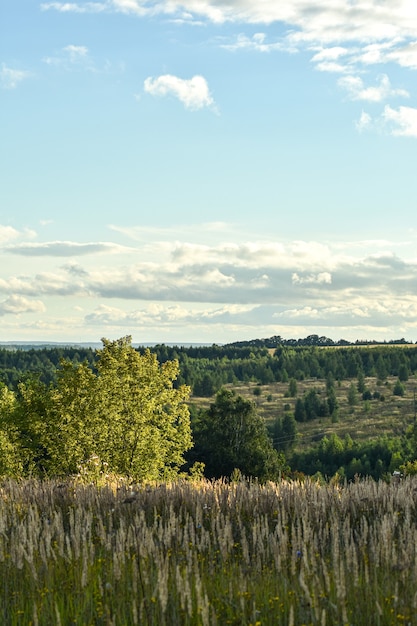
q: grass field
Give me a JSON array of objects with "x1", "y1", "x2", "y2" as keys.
[
  {"x1": 1, "y1": 477, "x2": 417, "y2": 625},
  {"x1": 192, "y1": 375, "x2": 417, "y2": 452}
]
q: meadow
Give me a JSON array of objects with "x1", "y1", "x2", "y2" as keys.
[
  {"x1": 193, "y1": 374, "x2": 417, "y2": 451},
  {"x1": 1, "y1": 476, "x2": 417, "y2": 625}
]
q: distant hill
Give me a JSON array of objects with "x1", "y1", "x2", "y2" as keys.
[
  {"x1": 224, "y1": 334, "x2": 414, "y2": 349},
  {"x1": 0, "y1": 341, "x2": 212, "y2": 351}
]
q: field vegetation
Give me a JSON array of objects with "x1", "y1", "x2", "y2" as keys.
[
  {"x1": 2, "y1": 336, "x2": 417, "y2": 481},
  {"x1": 193, "y1": 374, "x2": 416, "y2": 448},
  {"x1": 2, "y1": 476, "x2": 417, "y2": 625},
  {"x1": 2, "y1": 337, "x2": 417, "y2": 624}
]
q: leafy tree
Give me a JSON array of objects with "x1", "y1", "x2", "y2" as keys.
[
  {"x1": 0, "y1": 384, "x2": 22, "y2": 476},
  {"x1": 12, "y1": 337, "x2": 192, "y2": 480},
  {"x1": 91, "y1": 337, "x2": 192, "y2": 479},
  {"x1": 36, "y1": 360, "x2": 99, "y2": 475},
  {"x1": 191, "y1": 388, "x2": 286, "y2": 481},
  {"x1": 14, "y1": 376, "x2": 53, "y2": 474}
]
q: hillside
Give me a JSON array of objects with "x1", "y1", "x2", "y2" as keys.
[{"x1": 2, "y1": 337, "x2": 417, "y2": 479}]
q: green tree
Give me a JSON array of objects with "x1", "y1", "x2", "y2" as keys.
[
  {"x1": 191, "y1": 388, "x2": 286, "y2": 481},
  {"x1": 357, "y1": 369, "x2": 366, "y2": 393},
  {"x1": 13, "y1": 337, "x2": 192, "y2": 480},
  {"x1": 0, "y1": 384, "x2": 22, "y2": 476},
  {"x1": 347, "y1": 382, "x2": 358, "y2": 407},
  {"x1": 294, "y1": 398, "x2": 306, "y2": 422},
  {"x1": 14, "y1": 376, "x2": 52, "y2": 474},
  {"x1": 304, "y1": 389, "x2": 325, "y2": 420},
  {"x1": 288, "y1": 378, "x2": 298, "y2": 397},
  {"x1": 273, "y1": 413, "x2": 297, "y2": 452},
  {"x1": 398, "y1": 364, "x2": 409, "y2": 382},
  {"x1": 92, "y1": 337, "x2": 192, "y2": 479},
  {"x1": 393, "y1": 379, "x2": 405, "y2": 397},
  {"x1": 375, "y1": 355, "x2": 388, "y2": 382},
  {"x1": 38, "y1": 360, "x2": 100, "y2": 475},
  {"x1": 327, "y1": 386, "x2": 338, "y2": 417}
]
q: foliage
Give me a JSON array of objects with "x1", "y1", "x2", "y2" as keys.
[
  {"x1": 189, "y1": 388, "x2": 286, "y2": 481},
  {"x1": 4, "y1": 340, "x2": 417, "y2": 481},
  {"x1": 393, "y1": 379, "x2": 405, "y2": 396},
  {"x1": 288, "y1": 377, "x2": 297, "y2": 397},
  {"x1": 0, "y1": 384, "x2": 22, "y2": 476},
  {"x1": 8, "y1": 337, "x2": 192, "y2": 480},
  {"x1": 270, "y1": 412, "x2": 297, "y2": 452},
  {"x1": 0, "y1": 345, "x2": 95, "y2": 388},
  {"x1": 347, "y1": 381, "x2": 358, "y2": 406},
  {"x1": 95, "y1": 338, "x2": 192, "y2": 480},
  {"x1": 3, "y1": 340, "x2": 417, "y2": 400},
  {"x1": 292, "y1": 434, "x2": 403, "y2": 480}
]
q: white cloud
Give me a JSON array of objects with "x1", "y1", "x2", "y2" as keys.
[
  {"x1": 109, "y1": 221, "x2": 230, "y2": 243},
  {"x1": 2, "y1": 236, "x2": 416, "y2": 309},
  {"x1": 40, "y1": 1, "x2": 417, "y2": 47},
  {"x1": 221, "y1": 33, "x2": 288, "y2": 53},
  {"x1": 0, "y1": 225, "x2": 37, "y2": 245},
  {"x1": 354, "y1": 105, "x2": 417, "y2": 137},
  {"x1": 383, "y1": 105, "x2": 417, "y2": 137},
  {"x1": 40, "y1": 2, "x2": 105, "y2": 13},
  {"x1": 85, "y1": 302, "x2": 259, "y2": 327},
  {"x1": 5, "y1": 241, "x2": 132, "y2": 256},
  {"x1": 64, "y1": 44, "x2": 89, "y2": 60},
  {"x1": 387, "y1": 40, "x2": 417, "y2": 69},
  {"x1": 0, "y1": 226, "x2": 20, "y2": 244},
  {"x1": 144, "y1": 74, "x2": 216, "y2": 111},
  {"x1": 338, "y1": 74, "x2": 409, "y2": 102},
  {"x1": 355, "y1": 110, "x2": 372, "y2": 132},
  {"x1": 43, "y1": 45, "x2": 94, "y2": 70},
  {"x1": 292, "y1": 272, "x2": 332, "y2": 286},
  {"x1": 311, "y1": 46, "x2": 349, "y2": 63},
  {"x1": 0, "y1": 64, "x2": 30, "y2": 89},
  {"x1": 0, "y1": 295, "x2": 46, "y2": 317}
]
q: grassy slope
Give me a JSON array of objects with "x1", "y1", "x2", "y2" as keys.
[{"x1": 191, "y1": 374, "x2": 417, "y2": 452}]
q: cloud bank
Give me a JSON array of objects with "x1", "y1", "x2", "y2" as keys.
[
  {"x1": 5, "y1": 241, "x2": 132, "y2": 256},
  {"x1": 2, "y1": 226, "x2": 417, "y2": 340}
]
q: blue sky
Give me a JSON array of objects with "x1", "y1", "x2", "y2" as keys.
[{"x1": 1, "y1": 0, "x2": 417, "y2": 344}]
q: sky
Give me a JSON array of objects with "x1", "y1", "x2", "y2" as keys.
[{"x1": 1, "y1": 0, "x2": 417, "y2": 345}]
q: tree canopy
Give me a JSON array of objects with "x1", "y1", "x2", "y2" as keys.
[
  {"x1": 6, "y1": 337, "x2": 192, "y2": 480},
  {"x1": 189, "y1": 388, "x2": 286, "y2": 481}
]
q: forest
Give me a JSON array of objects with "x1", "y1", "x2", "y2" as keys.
[{"x1": 1, "y1": 335, "x2": 417, "y2": 482}]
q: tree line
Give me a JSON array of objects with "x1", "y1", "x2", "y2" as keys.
[{"x1": 2, "y1": 341, "x2": 417, "y2": 395}]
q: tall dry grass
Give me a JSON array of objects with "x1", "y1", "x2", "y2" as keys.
[{"x1": 1, "y1": 476, "x2": 417, "y2": 625}]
